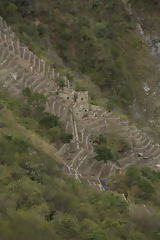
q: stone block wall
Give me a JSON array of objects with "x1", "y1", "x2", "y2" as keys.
[{"x1": 0, "y1": 16, "x2": 160, "y2": 190}]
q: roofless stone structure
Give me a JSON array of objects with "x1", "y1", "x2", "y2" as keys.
[{"x1": 0, "y1": 17, "x2": 160, "y2": 190}]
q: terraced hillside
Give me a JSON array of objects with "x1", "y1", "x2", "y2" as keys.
[{"x1": 1, "y1": 16, "x2": 160, "y2": 189}]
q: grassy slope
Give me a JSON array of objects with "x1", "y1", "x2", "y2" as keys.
[
  {"x1": 1, "y1": 2, "x2": 160, "y2": 239},
  {"x1": 0, "y1": 0, "x2": 156, "y2": 111},
  {"x1": 0, "y1": 89, "x2": 147, "y2": 239},
  {"x1": 0, "y1": 88, "x2": 160, "y2": 239}
]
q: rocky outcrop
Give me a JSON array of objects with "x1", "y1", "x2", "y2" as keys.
[{"x1": 0, "y1": 17, "x2": 160, "y2": 190}]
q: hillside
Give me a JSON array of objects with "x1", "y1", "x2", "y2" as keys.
[
  {"x1": 0, "y1": 0, "x2": 157, "y2": 111},
  {"x1": 0, "y1": 87, "x2": 160, "y2": 240},
  {"x1": 1, "y1": 0, "x2": 160, "y2": 239},
  {"x1": 130, "y1": 0, "x2": 160, "y2": 137},
  {"x1": 0, "y1": 91, "x2": 126, "y2": 240}
]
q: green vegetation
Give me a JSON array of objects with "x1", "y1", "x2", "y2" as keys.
[
  {"x1": 94, "y1": 133, "x2": 130, "y2": 162},
  {"x1": 0, "y1": 89, "x2": 159, "y2": 240},
  {"x1": 109, "y1": 166, "x2": 160, "y2": 203},
  {"x1": 1, "y1": 1, "x2": 160, "y2": 239},
  {"x1": 95, "y1": 145, "x2": 113, "y2": 162},
  {"x1": 0, "y1": 0, "x2": 155, "y2": 111},
  {"x1": 1, "y1": 88, "x2": 160, "y2": 239},
  {"x1": 22, "y1": 87, "x2": 47, "y2": 115},
  {"x1": 0, "y1": 87, "x2": 72, "y2": 145},
  {"x1": 60, "y1": 133, "x2": 73, "y2": 143},
  {"x1": 39, "y1": 113, "x2": 59, "y2": 129},
  {"x1": 56, "y1": 78, "x2": 65, "y2": 91}
]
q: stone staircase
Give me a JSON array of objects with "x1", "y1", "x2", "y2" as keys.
[{"x1": 0, "y1": 16, "x2": 160, "y2": 190}]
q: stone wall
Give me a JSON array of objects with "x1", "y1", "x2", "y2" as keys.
[{"x1": 0, "y1": 16, "x2": 160, "y2": 190}]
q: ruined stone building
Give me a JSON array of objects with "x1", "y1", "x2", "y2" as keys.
[{"x1": 0, "y1": 16, "x2": 160, "y2": 189}]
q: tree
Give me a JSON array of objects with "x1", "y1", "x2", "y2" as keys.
[
  {"x1": 138, "y1": 179, "x2": 155, "y2": 200},
  {"x1": 6, "y1": 3, "x2": 18, "y2": 15},
  {"x1": 56, "y1": 78, "x2": 65, "y2": 94},
  {"x1": 126, "y1": 167, "x2": 140, "y2": 187},
  {"x1": 22, "y1": 88, "x2": 47, "y2": 117},
  {"x1": 22, "y1": 87, "x2": 32, "y2": 98},
  {"x1": 95, "y1": 145, "x2": 113, "y2": 162},
  {"x1": 39, "y1": 113, "x2": 59, "y2": 129},
  {"x1": 93, "y1": 134, "x2": 106, "y2": 145},
  {"x1": 60, "y1": 133, "x2": 73, "y2": 143},
  {"x1": 37, "y1": 24, "x2": 46, "y2": 36},
  {"x1": 85, "y1": 226, "x2": 108, "y2": 240},
  {"x1": 95, "y1": 21, "x2": 112, "y2": 39},
  {"x1": 12, "y1": 136, "x2": 30, "y2": 154},
  {"x1": 48, "y1": 126, "x2": 61, "y2": 142},
  {"x1": 29, "y1": 92, "x2": 47, "y2": 113},
  {"x1": 53, "y1": 213, "x2": 79, "y2": 238}
]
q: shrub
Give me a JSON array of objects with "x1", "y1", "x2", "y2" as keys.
[
  {"x1": 60, "y1": 133, "x2": 73, "y2": 143},
  {"x1": 86, "y1": 227, "x2": 107, "y2": 240},
  {"x1": 53, "y1": 213, "x2": 79, "y2": 238},
  {"x1": 19, "y1": 23, "x2": 38, "y2": 39},
  {"x1": 22, "y1": 88, "x2": 32, "y2": 98},
  {"x1": 126, "y1": 167, "x2": 140, "y2": 187},
  {"x1": 29, "y1": 93, "x2": 47, "y2": 112},
  {"x1": 106, "y1": 97, "x2": 118, "y2": 112},
  {"x1": 141, "y1": 167, "x2": 160, "y2": 182},
  {"x1": 61, "y1": 30, "x2": 72, "y2": 41},
  {"x1": 0, "y1": 122, "x2": 6, "y2": 128},
  {"x1": 95, "y1": 145, "x2": 113, "y2": 162},
  {"x1": 48, "y1": 126, "x2": 61, "y2": 142},
  {"x1": 37, "y1": 24, "x2": 46, "y2": 36},
  {"x1": 93, "y1": 134, "x2": 106, "y2": 145},
  {"x1": 95, "y1": 22, "x2": 112, "y2": 39},
  {"x1": 56, "y1": 78, "x2": 65, "y2": 90},
  {"x1": 138, "y1": 179, "x2": 155, "y2": 200},
  {"x1": 12, "y1": 136, "x2": 30, "y2": 154},
  {"x1": 22, "y1": 88, "x2": 47, "y2": 113},
  {"x1": 66, "y1": 71, "x2": 74, "y2": 81},
  {"x1": 6, "y1": 3, "x2": 18, "y2": 15},
  {"x1": 39, "y1": 113, "x2": 59, "y2": 129}
]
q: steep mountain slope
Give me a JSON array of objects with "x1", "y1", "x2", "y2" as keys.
[
  {"x1": 1, "y1": 71, "x2": 160, "y2": 240},
  {"x1": 2, "y1": 16, "x2": 160, "y2": 188},
  {"x1": 0, "y1": 0, "x2": 157, "y2": 111},
  {"x1": 129, "y1": 0, "x2": 160, "y2": 138},
  {"x1": 0, "y1": 97, "x2": 128, "y2": 240},
  {"x1": 1, "y1": 1, "x2": 160, "y2": 239}
]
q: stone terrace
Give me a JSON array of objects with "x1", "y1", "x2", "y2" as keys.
[{"x1": 0, "y1": 17, "x2": 160, "y2": 190}]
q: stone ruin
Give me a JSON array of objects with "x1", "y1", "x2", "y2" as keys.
[{"x1": 0, "y1": 16, "x2": 160, "y2": 190}]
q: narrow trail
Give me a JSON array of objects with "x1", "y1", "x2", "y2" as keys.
[{"x1": 0, "y1": 16, "x2": 160, "y2": 190}]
